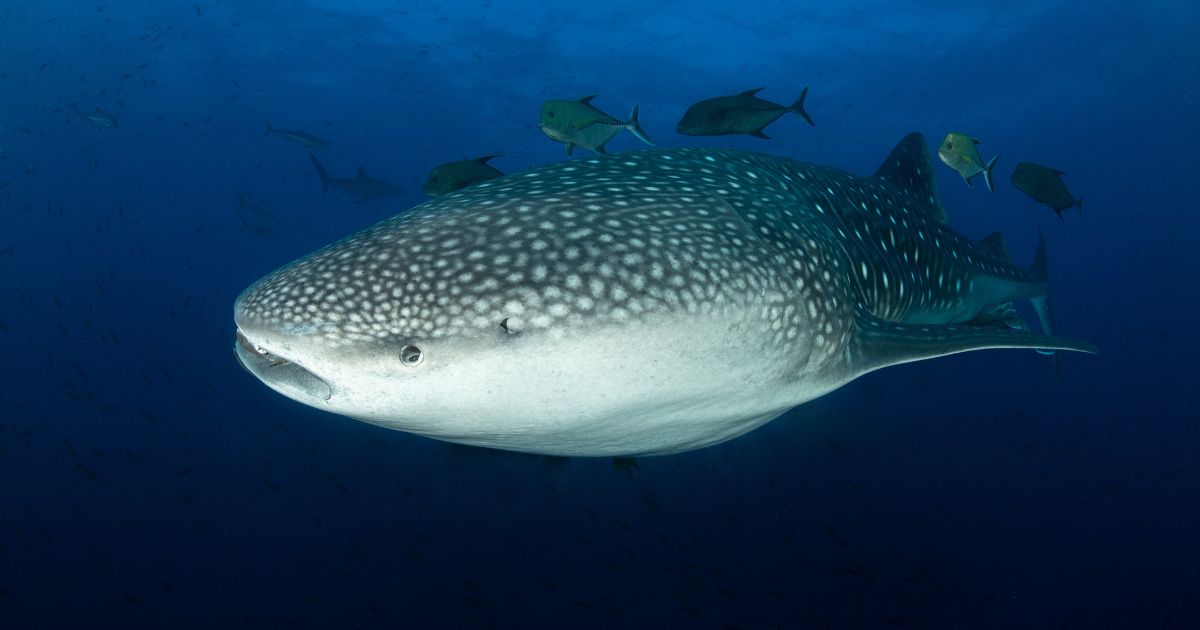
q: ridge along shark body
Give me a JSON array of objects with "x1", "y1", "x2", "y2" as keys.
[{"x1": 235, "y1": 133, "x2": 1096, "y2": 457}]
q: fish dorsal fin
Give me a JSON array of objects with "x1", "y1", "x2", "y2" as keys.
[
  {"x1": 578, "y1": 94, "x2": 599, "y2": 104},
  {"x1": 1050, "y1": 168, "x2": 1066, "y2": 177},
  {"x1": 873, "y1": 132, "x2": 947, "y2": 223},
  {"x1": 475, "y1": 154, "x2": 502, "y2": 164},
  {"x1": 977, "y1": 231, "x2": 1012, "y2": 262},
  {"x1": 357, "y1": 165, "x2": 367, "y2": 177},
  {"x1": 740, "y1": 87, "x2": 765, "y2": 97},
  {"x1": 971, "y1": 137, "x2": 981, "y2": 145}
]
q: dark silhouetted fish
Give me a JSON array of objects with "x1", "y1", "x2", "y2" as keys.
[
  {"x1": 1011, "y1": 161, "x2": 1082, "y2": 220},
  {"x1": 262, "y1": 120, "x2": 328, "y2": 149},
  {"x1": 676, "y1": 87, "x2": 814, "y2": 138},
  {"x1": 72, "y1": 104, "x2": 120, "y2": 129},
  {"x1": 422, "y1": 155, "x2": 504, "y2": 197},
  {"x1": 235, "y1": 190, "x2": 277, "y2": 222},
  {"x1": 310, "y1": 153, "x2": 404, "y2": 202}
]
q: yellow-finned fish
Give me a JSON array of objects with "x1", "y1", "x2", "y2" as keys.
[
  {"x1": 538, "y1": 95, "x2": 652, "y2": 156},
  {"x1": 937, "y1": 132, "x2": 998, "y2": 192}
]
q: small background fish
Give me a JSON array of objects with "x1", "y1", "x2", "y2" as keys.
[
  {"x1": 72, "y1": 104, "x2": 120, "y2": 129},
  {"x1": 262, "y1": 119, "x2": 329, "y2": 149},
  {"x1": 1011, "y1": 161, "x2": 1082, "y2": 220}
]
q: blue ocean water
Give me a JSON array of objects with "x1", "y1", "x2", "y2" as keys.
[{"x1": 2, "y1": 1, "x2": 1198, "y2": 627}]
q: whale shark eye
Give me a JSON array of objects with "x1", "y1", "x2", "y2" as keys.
[{"x1": 399, "y1": 345, "x2": 423, "y2": 366}]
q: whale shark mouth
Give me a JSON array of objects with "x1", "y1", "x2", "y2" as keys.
[{"x1": 234, "y1": 329, "x2": 332, "y2": 403}]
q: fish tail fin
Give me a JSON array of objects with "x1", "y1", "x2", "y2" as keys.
[
  {"x1": 983, "y1": 155, "x2": 999, "y2": 193},
  {"x1": 261, "y1": 119, "x2": 273, "y2": 138},
  {"x1": 1028, "y1": 227, "x2": 1060, "y2": 364},
  {"x1": 625, "y1": 104, "x2": 653, "y2": 146},
  {"x1": 789, "y1": 86, "x2": 815, "y2": 126},
  {"x1": 309, "y1": 153, "x2": 331, "y2": 193},
  {"x1": 235, "y1": 190, "x2": 248, "y2": 208},
  {"x1": 1077, "y1": 196, "x2": 1083, "y2": 214}
]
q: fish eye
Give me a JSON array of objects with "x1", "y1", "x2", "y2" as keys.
[
  {"x1": 399, "y1": 345, "x2": 423, "y2": 366},
  {"x1": 547, "y1": 111, "x2": 556, "y2": 118},
  {"x1": 946, "y1": 141, "x2": 952, "y2": 149}
]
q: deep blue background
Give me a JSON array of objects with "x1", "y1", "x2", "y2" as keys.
[{"x1": 2, "y1": 1, "x2": 1198, "y2": 627}]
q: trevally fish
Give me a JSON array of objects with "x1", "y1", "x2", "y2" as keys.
[
  {"x1": 73, "y1": 104, "x2": 120, "y2": 129},
  {"x1": 422, "y1": 155, "x2": 504, "y2": 197},
  {"x1": 235, "y1": 133, "x2": 1096, "y2": 457},
  {"x1": 309, "y1": 154, "x2": 404, "y2": 203},
  {"x1": 235, "y1": 190, "x2": 278, "y2": 222},
  {"x1": 937, "y1": 132, "x2": 998, "y2": 192},
  {"x1": 262, "y1": 120, "x2": 329, "y2": 149},
  {"x1": 676, "y1": 87, "x2": 815, "y2": 138},
  {"x1": 1011, "y1": 162, "x2": 1082, "y2": 220},
  {"x1": 538, "y1": 95, "x2": 652, "y2": 156}
]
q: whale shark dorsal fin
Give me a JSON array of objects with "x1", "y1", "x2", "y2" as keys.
[
  {"x1": 977, "y1": 231, "x2": 1012, "y2": 262},
  {"x1": 851, "y1": 308, "x2": 1096, "y2": 376},
  {"x1": 873, "y1": 132, "x2": 947, "y2": 224}
]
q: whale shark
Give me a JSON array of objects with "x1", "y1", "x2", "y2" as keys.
[{"x1": 234, "y1": 133, "x2": 1096, "y2": 457}]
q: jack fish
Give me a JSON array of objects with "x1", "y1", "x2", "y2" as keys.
[
  {"x1": 676, "y1": 87, "x2": 815, "y2": 138},
  {"x1": 539, "y1": 95, "x2": 653, "y2": 156},
  {"x1": 1011, "y1": 161, "x2": 1082, "y2": 220}
]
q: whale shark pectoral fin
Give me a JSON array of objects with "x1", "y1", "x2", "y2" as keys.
[
  {"x1": 852, "y1": 309, "x2": 1097, "y2": 376},
  {"x1": 967, "y1": 303, "x2": 1029, "y2": 331}
]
